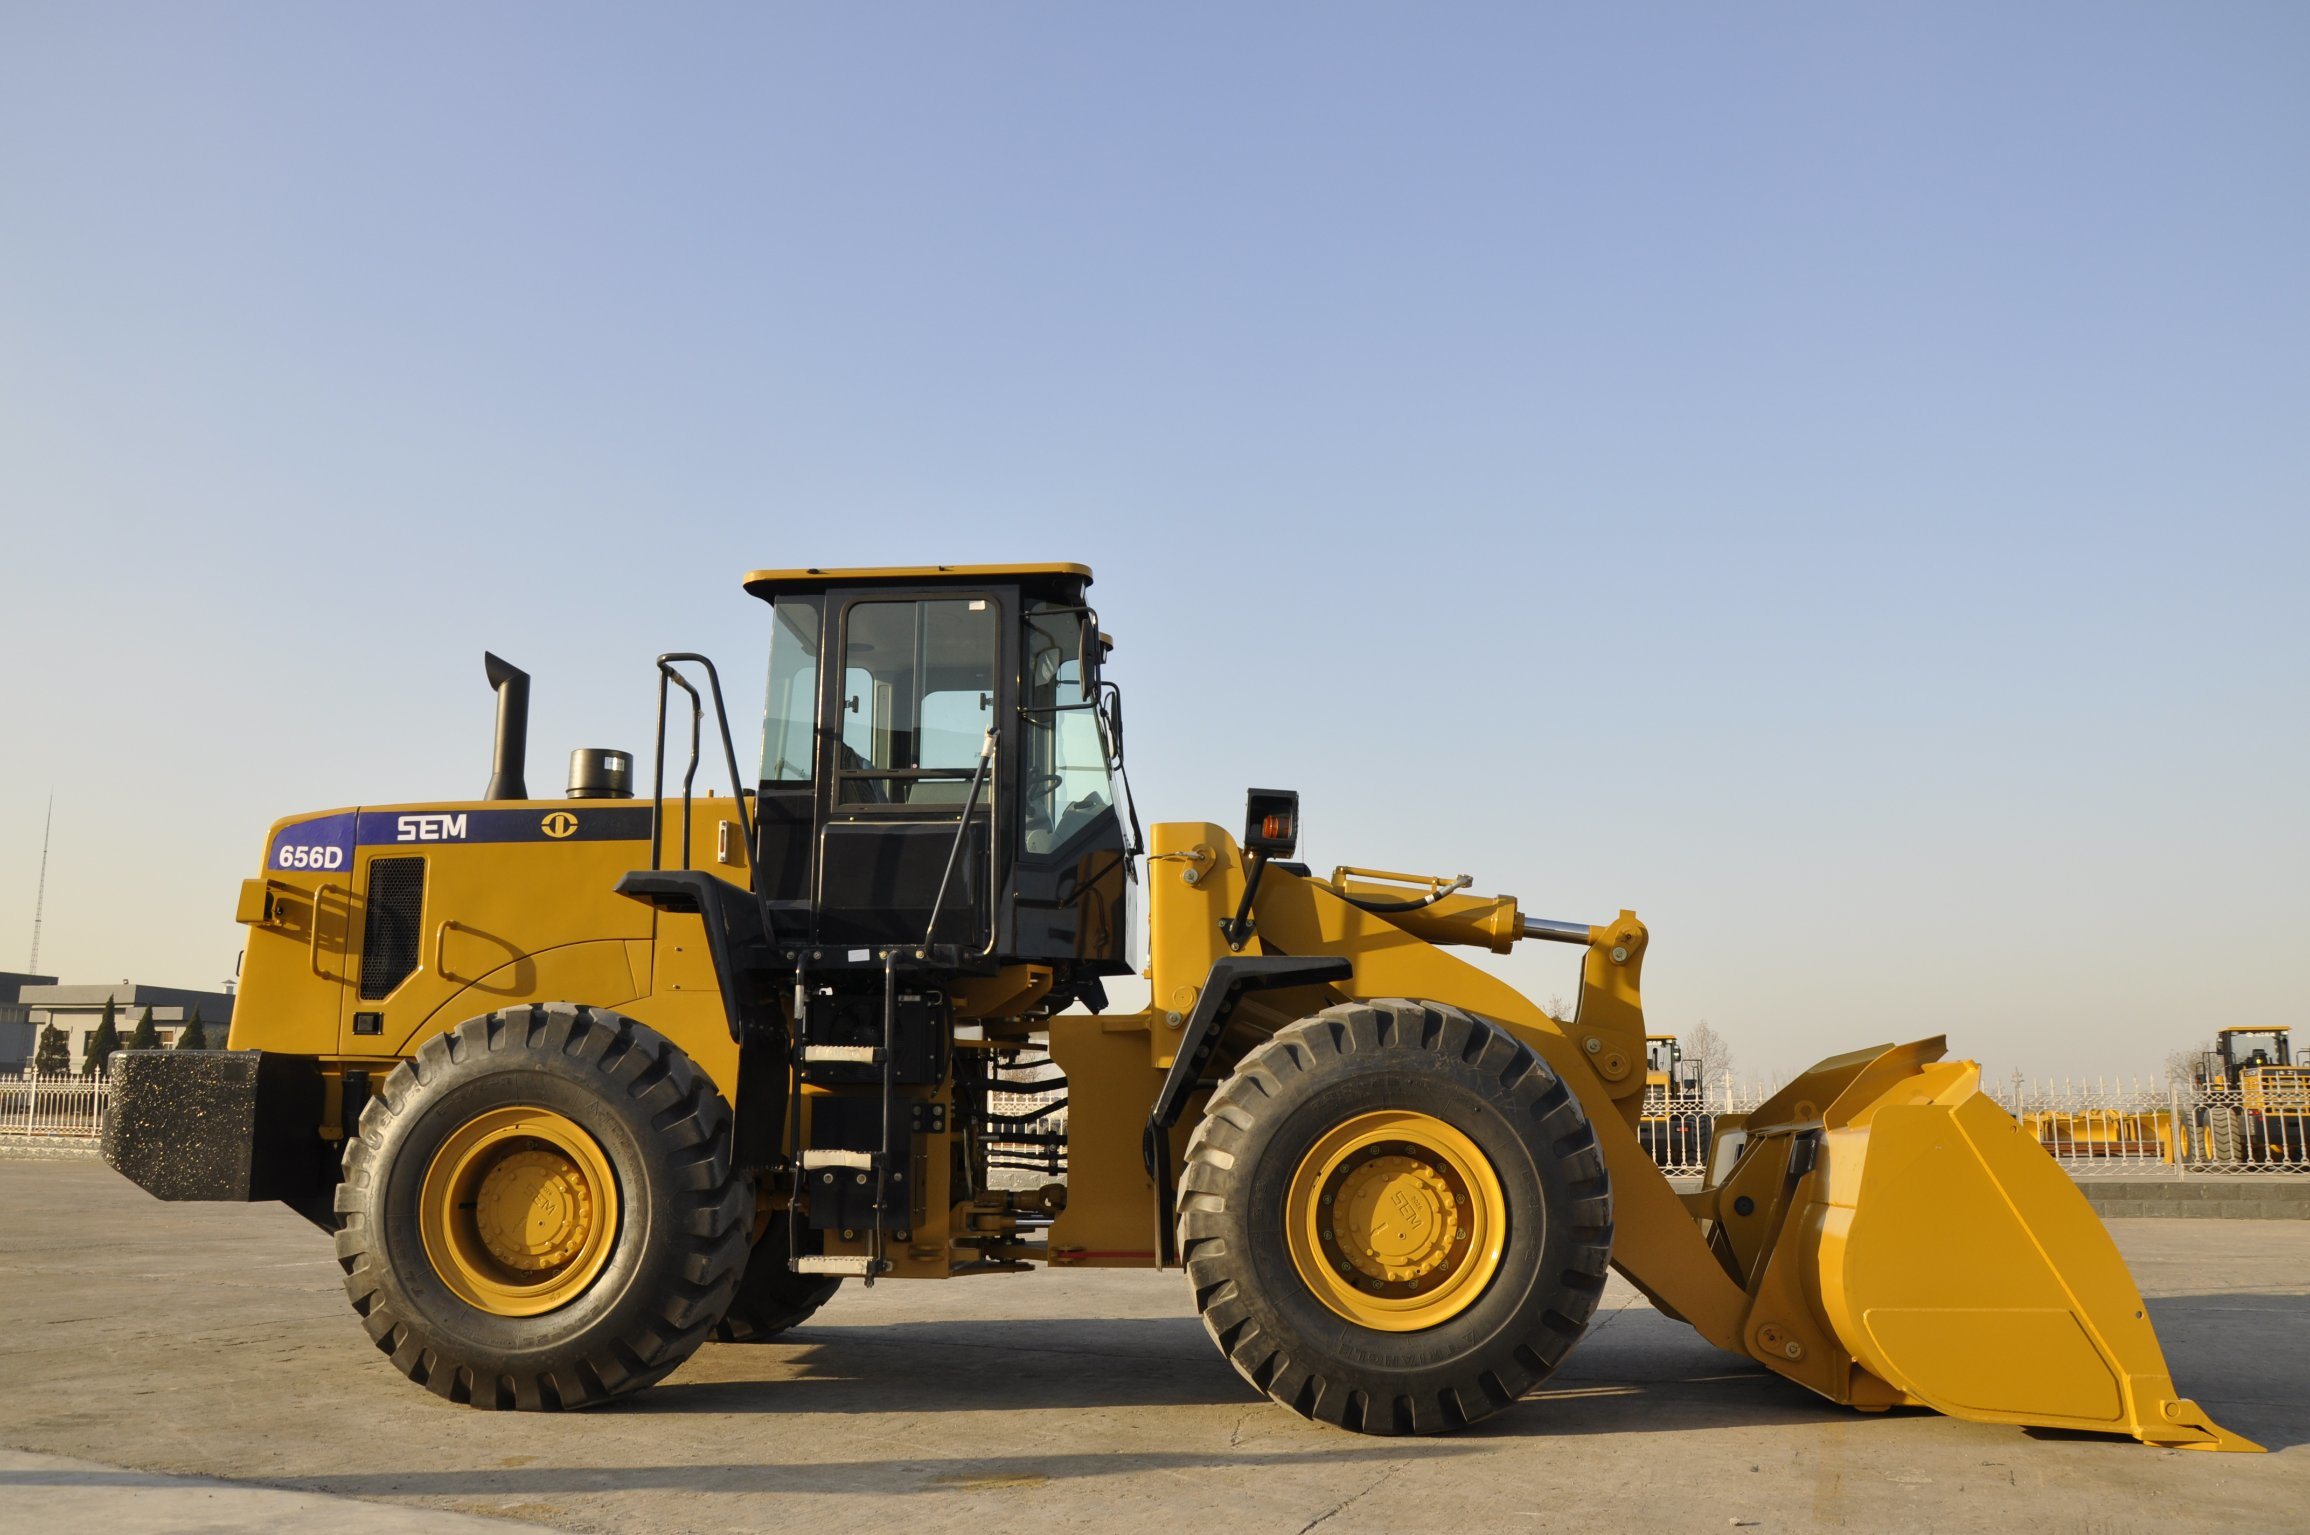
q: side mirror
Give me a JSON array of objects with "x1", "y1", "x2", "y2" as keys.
[
  {"x1": 1101, "y1": 683, "x2": 1125, "y2": 762},
  {"x1": 1079, "y1": 614, "x2": 1099, "y2": 701},
  {"x1": 1243, "y1": 787, "x2": 1299, "y2": 859}
]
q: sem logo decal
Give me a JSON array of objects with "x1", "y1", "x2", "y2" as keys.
[
  {"x1": 540, "y1": 811, "x2": 579, "y2": 839},
  {"x1": 395, "y1": 813, "x2": 470, "y2": 843},
  {"x1": 1390, "y1": 1187, "x2": 1423, "y2": 1225}
]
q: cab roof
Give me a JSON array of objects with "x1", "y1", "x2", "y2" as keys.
[
  {"x1": 2219, "y1": 1025, "x2": 2290, "y2": 1036},
  {"x1": 744, "y1": 563, "x2": 1092, "y2": 602}
]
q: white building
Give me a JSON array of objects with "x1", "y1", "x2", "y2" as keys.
[{"x1": 12, "y1": 981, "x2": 237, "y2": 1073}]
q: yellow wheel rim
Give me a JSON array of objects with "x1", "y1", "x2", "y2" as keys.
[
  {"x1": 418, "y1": 1106, "x2": 619, "y2": 1317},
  {"x1": 1285, "y1": 1109, "x2": 1508, "y2": 1332}
]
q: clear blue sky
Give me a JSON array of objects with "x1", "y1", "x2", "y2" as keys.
[{"x1": 2, "y1": 6, "x2": 2302, "y2": 1082}]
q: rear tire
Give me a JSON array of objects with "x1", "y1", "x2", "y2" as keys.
[
  {"x1": 713, "y1": 1213, "x2": 842, "y2": 1341},
  {"x1": 335, "y1": 1004, "x2": 753, "y2": 1409},
  {"x1": 1178, "y1": 999, "x2": 1612, "y2": 1435}
]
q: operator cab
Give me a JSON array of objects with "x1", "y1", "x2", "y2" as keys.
[
  {"x1": 1645, "y1": 1035, "x2": 1704, "y2": 1096},
  {"x1": 743, "y1": 564, "x2": 1134, "y2": 1007},
  {"x1": 2216, "y1": 1026, "x2": 2292, "y2": 1079}
]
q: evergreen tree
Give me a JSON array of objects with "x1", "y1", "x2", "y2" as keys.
[
  {"x1": 176, "y1": 1006, "x2": 208, "y2": 1051},
  {"x1": 32, "y1": 1023, "x2": 69, "y2": 1077},
  {"x1": 82, "y1": 998, "x2": 121, "y2": 1078},
  {"x1": 127, "y1": 1006, "x2": 161, "y2": 1052}
]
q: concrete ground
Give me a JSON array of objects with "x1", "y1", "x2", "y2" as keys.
[{"x1": 0, "y1": 1161, "x2": 2302, "y2": 1535}]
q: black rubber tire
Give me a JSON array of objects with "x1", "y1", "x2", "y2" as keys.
[
  {"x1": 713, "y1": 1213, "x2": 842, "y2": 1342},
  {"x1": 1178, "y1": 999, "x2": 1613, "y2": 1435},
  {"x1": 2207, "y1": 1107, "x2": 2242, "y2": 1164},
  {"x1": 334, "y1": 1003, "x2": 753, "y2": 1410}
]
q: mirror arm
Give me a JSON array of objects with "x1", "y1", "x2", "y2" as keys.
[{"x1": 1221, "y1": 850, "x2": 1269, "y2": 952}]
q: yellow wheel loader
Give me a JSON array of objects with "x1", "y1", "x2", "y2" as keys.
[
  {"x1": 101, "y1": 563, "x2": 2252, "y2": 1448},
  {"x1": 2195, "y1": 1026, "x2": 2310, "y2": 1164},
  {"x1": 1637, "y1": 1033, "x2": 1712, "y2": 1170}
]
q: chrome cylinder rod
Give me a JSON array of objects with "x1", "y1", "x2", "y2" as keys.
[{"x1": 1520, "y1": 916, "x2": 1594, "y2": 945}]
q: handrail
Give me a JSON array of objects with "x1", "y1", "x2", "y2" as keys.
[
  {"x1": 433, "y1": 918, "x2": 473, "y2": 981},
  {"x1": 650, "y1": 653, "x2": 755, "y2": 873},
  {"x1": 306, "y1": 883, "x2": 347, "y2": 979},
  {"x1": 923, "y1": 730, "x2": 998, "y2": 949}
]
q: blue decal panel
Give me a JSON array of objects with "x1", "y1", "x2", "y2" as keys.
[
  {"x1": 266, "y1": 806, "x2": 656, "y2": 870},
  {"x1": 354, "y1": 807, "x2": 655, "y2": 846},
  {"x1": 268, "y1": 813, "x2": 359, "y2": 872}
]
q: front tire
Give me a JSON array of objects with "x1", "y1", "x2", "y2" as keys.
[
  {"x1": 2206, "y1": 1107, "x2": 2242, "y2": 1164},
  {"x1": 1178, "y1": 999, "x2": 1612, "y2": 1435},
  {"x1": 334, "y1": 1004, "x2": 753, "y2": 1409}
]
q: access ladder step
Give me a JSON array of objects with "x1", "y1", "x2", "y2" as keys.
[
  {"x1": 791, "y1": 1254, "x2": 881, "y2": 1277},
  {"x1": 799, "y1": 1148, "x2": 882, "y2": 1171},
  {"x1": 800, "y1": 1045, "x2": 885, "y2": 1065}
]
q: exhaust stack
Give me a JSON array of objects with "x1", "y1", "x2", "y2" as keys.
[{"x1": 482, "y1": 652, "x2": 530, "y2": 801}]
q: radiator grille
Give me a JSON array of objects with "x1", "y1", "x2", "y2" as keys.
[{"x1": 358, "y1": 857, "x2": 425, "y2": 1000}]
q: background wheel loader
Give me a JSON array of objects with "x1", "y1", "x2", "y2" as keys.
[
  {"x1": 102, "y1": 563, "x2": 2252, "y2": 1448},
  {"x1": 1638, "y1": 1033, "x2": 1712, "y2": 1170},
  {"x1": 2194, "y1": 1026, "x2": 2309, "y2": 1165}
]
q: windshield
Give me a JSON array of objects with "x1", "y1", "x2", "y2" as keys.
[{"x1": 1022, "y1": 605, "x2": 1114, "y2": 854}]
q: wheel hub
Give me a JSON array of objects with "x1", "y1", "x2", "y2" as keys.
[
  {"x1": 1286, "y1": 1109, "x2": 1508, "y2": 1332},
  {"x1": 472, "y1": 1146, "x2": 597, "y2": 1272},
  {"x1": 1326, "y1": 1151, "x2": 1469, "y2": 1287},
  {"x1": 418, "y1": 1106, "x2": 620, "y2": 1317}
]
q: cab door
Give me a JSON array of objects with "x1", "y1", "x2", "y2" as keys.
[{"x1": 815, "y1": 590, "x2": 1006, "y2": 947}]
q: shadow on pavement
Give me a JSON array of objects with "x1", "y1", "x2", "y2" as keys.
[
  {"x1": 645, "y1": 1289, "x2": 2310, "y2": 1452},
  {"x1": 654, "y1": 1315, "x2": 1241, "y2": 1413},
  {"x1": 2144, "y1": 1290, "x2": 2310, "y2": 1452},
  {"x1": 646, "y1": 1314, "x2": 1858, "y2": 1438},
  {"x1": 25, "y1": 1446, "x2": 1468, "y2": 1500}
]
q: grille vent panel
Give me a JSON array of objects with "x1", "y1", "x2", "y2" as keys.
[{"x1": 359, "y1": 857, "x2": 425, "y2": 1000}]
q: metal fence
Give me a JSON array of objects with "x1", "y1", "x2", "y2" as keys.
[
  {"x1": 8, "y1": 1063, "x2": 2304, "y2": 1183},
  {"x1": 1999, "y1": 1077, "x2": 2308, "y2": 1177},
  {"x1": 1642, "y1": 1072, "x2": 2310, "y2": 1179},
  {"x1": 0, "y1": 1073, "x2": 110, "y2": 1155}
]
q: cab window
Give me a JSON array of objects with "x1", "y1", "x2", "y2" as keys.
[
  {"x1": 1022, "y1": 605, "x2": 1115, "y2": 852},
  {"x1": 837, "y1": 598, "x2": 997, "y2": 805},
  {"x1": 758, "y1": 597, "x2": 822, "y2": 782}
]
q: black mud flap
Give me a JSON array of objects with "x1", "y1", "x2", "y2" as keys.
[{"x1": 102, "y1": 1050, "x2": 333, "y2": 1220}]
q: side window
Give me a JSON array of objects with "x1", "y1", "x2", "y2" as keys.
[
  {"x1": 1021, "y1": 605, "x2": 1115, "y2": 853},
  {"x1": 837, "y1": 598, "x2": 997, "y2": 806},
  {"x1": 759, "y1": 597, "x2": 822, "y2": 782}
]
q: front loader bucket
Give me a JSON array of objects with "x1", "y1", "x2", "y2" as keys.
[{"x1": 1744, "y1": 1041, "x2": 2257, "y2": 1451}]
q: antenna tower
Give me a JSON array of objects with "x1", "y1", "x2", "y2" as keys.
[{"x1": 29, "y1": 794, "x2": 51, "y2": 973}]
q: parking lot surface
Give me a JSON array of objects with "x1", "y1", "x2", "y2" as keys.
[{"x1": 0, "y1": 1160, "x2": 2302, "y2": 1534}]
